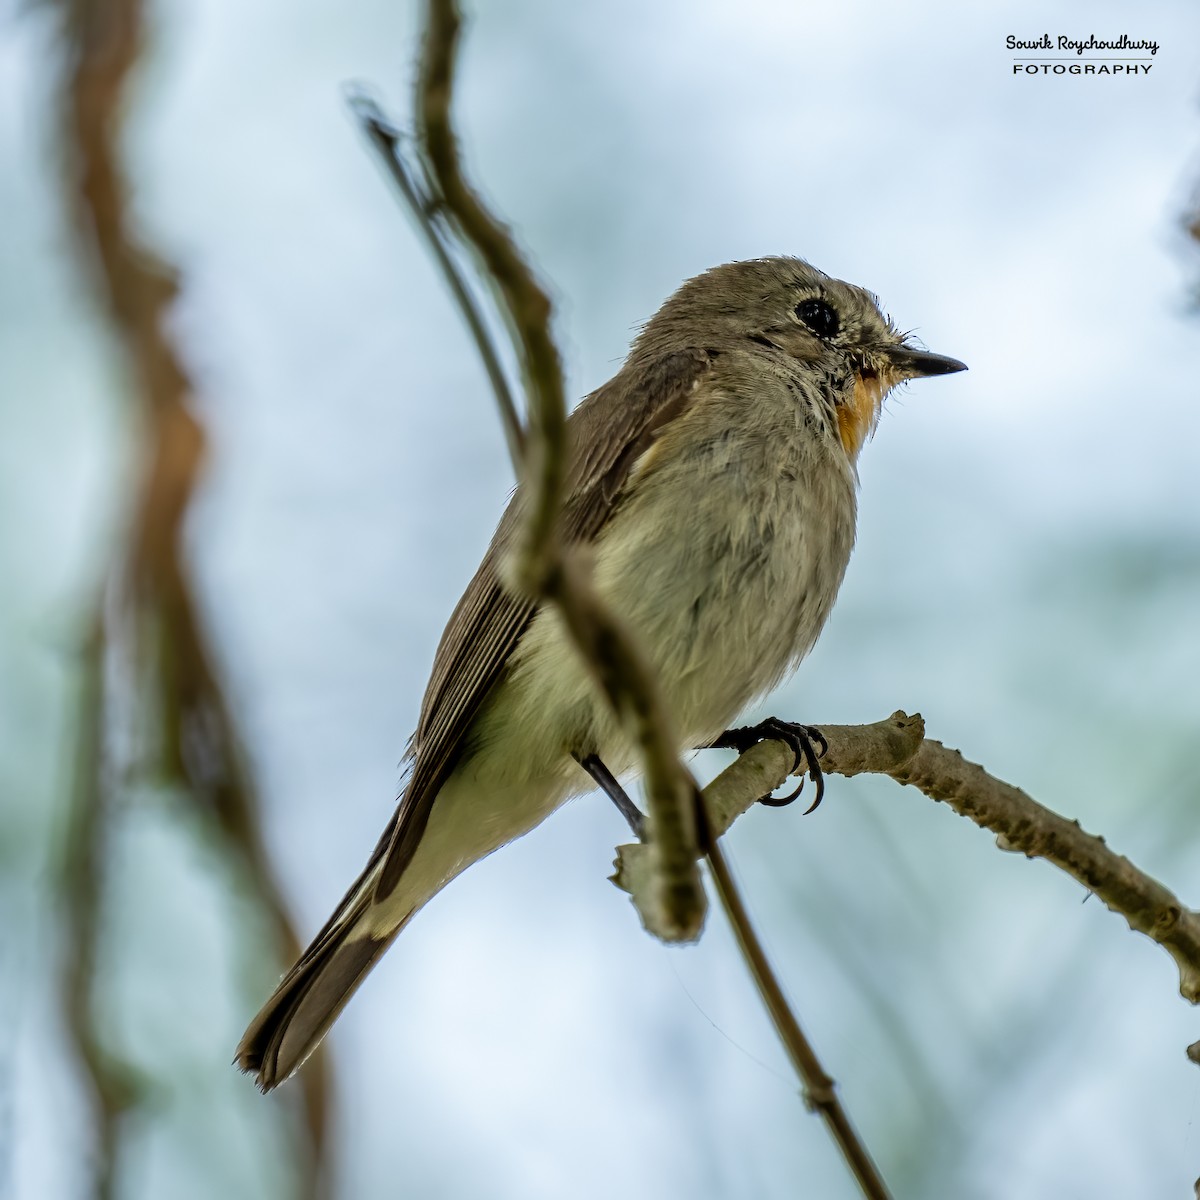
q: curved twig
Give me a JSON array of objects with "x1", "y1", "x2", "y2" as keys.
[
  {"x1": 411, "y1": 0, "x2": 705, "y2": 940},
  {"x1": 346, "y1": 88, "x2": 525, "y2": 466}
]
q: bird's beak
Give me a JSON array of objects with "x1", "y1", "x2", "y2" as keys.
[{"x1": 885, "y1": 346, "x2": 968, "y2": 379}]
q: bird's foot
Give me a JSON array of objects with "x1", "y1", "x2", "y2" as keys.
[{"x1": 711, "y1": 718, "x2": 829, "y2": 814}]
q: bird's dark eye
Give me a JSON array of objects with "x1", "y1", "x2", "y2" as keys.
[{"x1": 795, "y1": 298, "x2": 839, "y2": 339}]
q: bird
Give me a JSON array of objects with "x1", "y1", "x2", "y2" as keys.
[{"x1": 236, "y1": 255, "x2": 966, "y2": 1090}]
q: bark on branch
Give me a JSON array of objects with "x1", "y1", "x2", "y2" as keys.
[{"x1": 614, "y1": 711, "x2": 1200, "y2": 1004}]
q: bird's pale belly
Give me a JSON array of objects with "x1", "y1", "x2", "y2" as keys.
[
  {"x1": 471, "y1": 435, "x2": 857, "y2": 790},
  {"x1": 592, "y1": 459, "x2": 856, "y2": 752}
]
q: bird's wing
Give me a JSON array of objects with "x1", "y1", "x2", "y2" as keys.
[
  {"x1": 234, "y1": 348, "x2": 714, "y2": 1087},
  {"x1": 373, "y1": 346, "x2": 714, "y2": 898}
]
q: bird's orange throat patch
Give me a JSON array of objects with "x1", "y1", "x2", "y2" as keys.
[{"x1": 838, "y1": 366, "x2": 894, "y2": 460}]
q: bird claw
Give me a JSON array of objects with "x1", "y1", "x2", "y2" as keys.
[{"x1": 712, "y1": 718, "x2": 828, "y2": 813}]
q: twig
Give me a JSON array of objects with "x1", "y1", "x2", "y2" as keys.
[
  {"x1": 705, "y1": 837, "x2": 891, "y2": 1200},
  {"x1": 614, "y1": 712, "x2": 1200, "y2": 1006},
  {"x1": 607, "y1": 743, "x2": 891, "y2": 1193},
  {"x1": 410, "y1": 0, "x2": 705, "y2": 940},
  {"x1": 346, "y1": 88, "x2": 525, "y2": 466}
]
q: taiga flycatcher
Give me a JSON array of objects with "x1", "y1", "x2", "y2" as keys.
[{"x1": 237, "y1": 255, "x2": 966, "y2": 1089}]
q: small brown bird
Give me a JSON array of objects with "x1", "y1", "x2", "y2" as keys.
[{"x1": 237, "y1": 256, "x2": 965, "y2": 1089}]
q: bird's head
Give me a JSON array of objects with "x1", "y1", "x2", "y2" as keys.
[{"x1": 633, "y1": 256, "x2": 966, "y2": 459}]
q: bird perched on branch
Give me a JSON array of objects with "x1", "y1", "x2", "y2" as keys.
[{"x1": 237, "y1": 255, "x2": 965, "y2": 1089}]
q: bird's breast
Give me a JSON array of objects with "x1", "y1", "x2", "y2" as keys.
[
  {"x1": 478, "y1": 380, "x2": 858, "y2": 784},
  {"x1": 589, "y1": 394, "x2": 858, "y2": 748}
]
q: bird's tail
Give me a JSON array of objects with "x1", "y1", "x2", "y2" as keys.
[{"x1": 235, "y1": 863, "x2": 411, "y2": 1091}]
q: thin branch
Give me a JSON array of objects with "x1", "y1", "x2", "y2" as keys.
[
  {"x1": 410, "y1": 0, "x2": 704, "y2": 940},
  {"x1": 614, "y1": 712, "x2": 1200, "y2": 1006},
  {"x1": 705, "y1": 836, "x2": 891, "y2": 1200},
  {"x1": 604, "y1": 738, "x2": 892, "y2": 1194},
  {"x1": 346, "y1": 88, "x2": 525, "y2": 466}
]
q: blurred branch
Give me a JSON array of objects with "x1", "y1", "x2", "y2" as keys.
[
  {"x1": 408, "y1": 0, "x2": 705, "y2": 941},
  {"x1": 55, "y1": 1, "x2": 332, "y2": 1195},
  {"x1": 1185, "y1": 179, "x2": 1200, "y2": 305},
  {"x1": 615, "y1": 712, "x2": 1200, "y2": 1005},
  {"x1": 62, "y1": 622, "x2": 143, "y2": 1200}
]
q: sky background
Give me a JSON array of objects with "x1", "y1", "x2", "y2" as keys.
[{"x1": 3, "y1": 0, "x2": 1200, "y2": 1198}]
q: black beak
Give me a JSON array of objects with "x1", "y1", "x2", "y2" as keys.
[{"x1": 886, "y1": 346, "x2": 968, "y2": 378}]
